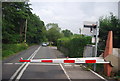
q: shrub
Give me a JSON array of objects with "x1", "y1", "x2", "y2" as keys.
[{"x1": 57, "y1": 35, "x2": 92, "y2": 57}]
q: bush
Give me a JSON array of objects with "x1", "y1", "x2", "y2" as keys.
[
  {"x1": 57, "y1": 35, "x2": 92, "y2": 57},
  {"x1": 2, "y1": 43, "x2": 28, "y2": 58}
]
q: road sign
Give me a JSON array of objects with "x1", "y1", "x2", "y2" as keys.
[
  {"x1": 84, "y1": 21, "x2": 97, "y2": 28},
  {"x1": 82, "y1": 21, "x2": 99, "y2": 36},
  {"x1": 83, "y1": 21, "x2": 99, "y2": 71}
]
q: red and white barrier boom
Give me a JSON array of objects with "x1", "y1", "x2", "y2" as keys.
[{"x1": 19, "y1": 57, "x2": 109, "y2": 64}]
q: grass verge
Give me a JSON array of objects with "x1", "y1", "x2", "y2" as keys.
[{"x1": 2, "y1": 43, "x2": 28, "y2": 59}]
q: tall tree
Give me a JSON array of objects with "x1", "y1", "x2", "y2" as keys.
[
  {"x1": 99, "y1": 13, "x2": 120, "y2": 48},
  {"x1": 46, "y1": 23, "x2": 63, "y2": 45},
  {"x1": 2, "y1": 2, "x2": 47, "y2": 44},
  {"x1": 62, "y1": 29, "x2": 73, "y2": 37},
  {"x1": 2, "y1": 2, "x2": 32, "y2": 43},
  {"x1": 46, "y1": 23, "x2": 58, "y2": 30},
  {"x1": 27, "y1": 14, "x2": 47, "y2": 44}
]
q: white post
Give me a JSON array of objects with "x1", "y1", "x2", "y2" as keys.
[
  {"x1": 94, "y1": 21, "x2": 99, "y2": 71},
  {"x1": 95, "y1": 21, "x2": 99, "y2": 57}
]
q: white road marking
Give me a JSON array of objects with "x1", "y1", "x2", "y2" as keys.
[
  {"x1": 74, "y1": 65, "x2": 80, "y2": 67},
  {"x1": 60, "y1": 63, "x2": 71, "y2": 81},
  {"x1": 15, "y1": 46, "x2": 41, "y2": 80},
  {"x1": 64, "y1": 64, "x2": 72, "y2": 66},
  {"x1": 4, "y1": 63, "x2": 59, "y2": 65},
  {"x1": 4, "y1": 63, "x2": 22, "y2": 65},
  {"x1": 83, "y1": 65, "x2": 108, "y2": 81},
  {"x1": 64, "y1": 64, "x2": 80, "y2": 67},
  {"x1": 4, "y1": 63, "x2": 80, "y2": 67},
  {"x1": 9, "y1": 46, "x2": 41, "y2": 81},
  {"x1": 14, "y1": 63, "x2": 23, "y2": 65},
  {"x1": 4, "y1": 63, "x2": 13, "y2": 65},
  {"x1": 9, "y1": 62, "x2": 26, "y2": 81},
  {"x1": 16, "y1": 62, "x2": 30, "y2": 80},
  {"x1": 29, "y1": 63, "x2": 59, "y2": 65},
  {"x1": 89, "y1": 69, "x2": 108, "y2": 81}
]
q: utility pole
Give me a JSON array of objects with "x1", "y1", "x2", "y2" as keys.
[{"x1": 24, "y1": 19, "x2": 27, "y2": 43}]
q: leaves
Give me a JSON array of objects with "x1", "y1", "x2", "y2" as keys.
[
  {"x1": 99, "y1": 13, "x2": 120, "y2": 48},
  {"x1": 2, "y1": 2, "x2": 47, "y2": 44},
  {"x1": 46, "y1": 23, "x2": 63, "y2": 45},
  {"x1": 62, "y1": 29, "x2": 73, "y2": 37},
  {"x1": 57, "y1": 35, "x2": 92, "y2": 57}
]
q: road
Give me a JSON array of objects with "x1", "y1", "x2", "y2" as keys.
[{"x1": 2, "y1": 45, "x2": 112, "y2": 81}]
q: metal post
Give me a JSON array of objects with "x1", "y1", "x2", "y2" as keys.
[{"x1": 94, "y1": 21, "x2": 99, "y2": 71}]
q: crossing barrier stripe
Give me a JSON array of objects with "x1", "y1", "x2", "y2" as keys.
[
  {"x1": 85, "y1": 60, "x2": 96, "y2": 63},
  {"x1": 19, "y1": 57, "x2": 109, "y2": 64},
  {"x1": 64, "y1": 60, "x2": 75, "y2": 63},
  {"x1": 19, "y1": 60, "x2": 30, "y2": 62},
  {"x1": 41, "y1": 60, "x2": 53, "y2": 63}
]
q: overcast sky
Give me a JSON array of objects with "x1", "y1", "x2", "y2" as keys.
[{"x1": 29, "y1": 0, "x2": 119, "y2": 34}]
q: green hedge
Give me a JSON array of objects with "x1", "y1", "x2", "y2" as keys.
[
  {"x1": 2, "y1": 43, "x2": 28, "y2": 58},
  {"x1": 57, "y1": 35, "x2": 92, "y2": 57}
]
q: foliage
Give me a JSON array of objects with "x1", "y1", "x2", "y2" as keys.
[
  {"x1": 46, "y1": 23, "x2": 59, "y2": 30},
  {"x1": 62, "y1": 29, "x2": 73, "y2": 37},
  {"x1": 2, "y1": 2, "x2": 47, "y2": 58},
  {"x1": 2, "y1": 2, "x2": 47, "y2": 44},
  {"x1": 46, "y1": 23, "x2": 63, "y2": 45},
  {"x1": 57, "y1": 35, "x2": 92, "y2": 57},
  {"x1": 99, "y1": 13, "x2": 120, "y2": 49},
  {"x1": 2, "y1": 43, "x2": 28, "y2": 58},
  {"x1": 27, "y1": 14, "x2": 47, "y2": 44}
]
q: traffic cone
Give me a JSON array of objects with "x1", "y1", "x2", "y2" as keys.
[{"x1": 103, "y1": 31, "x2": 113, "y2": 77}]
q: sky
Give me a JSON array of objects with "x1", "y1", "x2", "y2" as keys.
[{"x1": 29, "y1": 0, "x2": 119, "y2": 34}]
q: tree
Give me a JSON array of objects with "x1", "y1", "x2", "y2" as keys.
[
  {"x1": 46, "y1": 23, "x2": 63, "y2": 45},
  {"x1": 2, "y1": 2, "x2": 32, "y2": 43},
  {"x1": 99, "y1": 13, "x2": 120, "y2": 48},
  {"x1": 62, "y1": 29, "x2": 73, "y2": 37},
  {"x1": 27, "y1": 14, "x2": 47, "y2": 44},
  {"x1": 2, "y1": 2, "x2": 47, "y2": 44}
]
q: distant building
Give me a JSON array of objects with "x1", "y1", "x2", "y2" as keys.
[{"x1": 118, "y1": 1, "x2": 120, "y2": 19}]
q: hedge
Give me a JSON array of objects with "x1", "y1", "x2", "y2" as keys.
[{"x1": 57, "y1": 35, "x2": 92, "y2": 57}]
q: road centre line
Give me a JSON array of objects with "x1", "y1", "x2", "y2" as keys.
[
  {"x1": 9, "y1": 46, "x2": 41, "y2": 81},
  {"x1": 16, "y1": 62, "x2": 30, "y2": 80},
  {"x1": 9, "y1": 55, "x2": 33, "y2": 81},
  {"x1": 9, "y1": 62, "x2": 26, "y2": 81},
  {"x1": 15, "y1": 46, "x2": 41, "y2": 80}
]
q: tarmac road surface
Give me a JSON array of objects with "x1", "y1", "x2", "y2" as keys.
[{"x1": 2, "y1": 45, "x2": 113, "y2": 81}]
